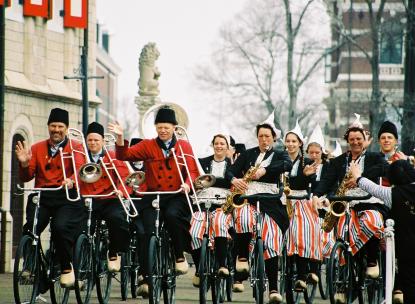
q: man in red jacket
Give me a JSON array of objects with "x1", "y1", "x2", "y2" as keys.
[
  {"x1": 108, "y1": 106, "x2": 199, "y2": 295},
  {"x1": 15, "y1": 108, "x2": 86, "y2": 288},
  {"x1": 79, "y1": 122, "x2": 130, "y2": 273}
]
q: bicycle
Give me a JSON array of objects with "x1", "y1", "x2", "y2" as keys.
[
  {"x1": 233, "y1": 193, "x2": 286, "y2": 304},
  {"x1": 325, "y1": 194, "x2": 385, "y2": 304},
  {"x1": 195, "y1": 193, "x2": 233, "y2": 304},
  {"x1": 73, "y1": 196, "x2": 116, "y2": 304},
  {"x1": 13, "y1": 185, "x2": 70, "y2": 304},
  {"x1": 284, "y1": 193, "x2": 318, "y2": 304},
  {"x1": 132, "y1": 190, "x2": 183, "y2": 304}
]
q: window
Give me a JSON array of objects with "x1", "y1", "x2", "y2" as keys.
[{"x1": 380, "y1": 20, "x2": 404, "y2": 64}]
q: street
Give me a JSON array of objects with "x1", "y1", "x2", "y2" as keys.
[{"x1": 0, "y1": 270, "x2": 327, "y2": 304}]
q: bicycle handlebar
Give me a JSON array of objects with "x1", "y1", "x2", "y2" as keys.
[
  {"x1": 234, "y1": 193, "x2": 282, "y2": 204},
  {"x1": 326, "y1": 194, "x2": 372, "y2": 201},
  {"x1": 17, "y1": 185, "x2": 64, "y2": 192}
]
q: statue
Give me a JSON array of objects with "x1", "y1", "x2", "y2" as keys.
[{"x1": 138, "y1": 42, "x2": 161, "y2": 97}]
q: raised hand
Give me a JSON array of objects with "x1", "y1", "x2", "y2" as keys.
[
  {"x1": 108, "y1": 122, "x2": 124, "y2": 145},
  {"x1": 15, "y1": 141, "x2": 32, "y2": 167},
  {"x1": 303, "y1": 162, "x2": 318, "y2": 176}
]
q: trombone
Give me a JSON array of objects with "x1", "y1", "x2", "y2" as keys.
[
  {"x1": 98, "y1": 134, "x2": 140, "y2": 218},
  {"x1": 171, "y1": 125, "x2": 216, "y2": 220},
  {"x1": 59, "y1": 128, "x2": 102, "y2": 202}
]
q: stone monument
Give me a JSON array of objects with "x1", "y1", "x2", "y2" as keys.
[{"x1": 135, "y1": 42, "x2": 161, "y2": 137}]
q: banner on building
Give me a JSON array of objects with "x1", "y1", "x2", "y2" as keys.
[
  {"x1": 0, "y1": 0, "x2": 11, "y2": 6},
  {"x1": 64, "y1": 0, "x2": 87, "y2": 29},
  {"x1": 23, "y1": 0, "x2": 49, "y2": 18}
]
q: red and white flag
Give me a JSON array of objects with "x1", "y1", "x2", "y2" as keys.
[
  {"x1": 64, "y1": 0, "x2": 88, "y2": 29},
  {"x1": 23, "y1": 0, "x2": 49, "y2": 18}
]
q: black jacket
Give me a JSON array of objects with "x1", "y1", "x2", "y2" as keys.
[
  {"x1": 225, "y1": 147, "x2": 293, "y2": 232},
  {"x1": 288, "y1": 156, "x2": 315, "y2": 191},
  {"x1": 198, "y1": 155, "x2": 232, "y2": 189},
  {"x1": 314, "y1": 151, "x2": 389, "y2": 197},
  {"x1": 225, "y1": 147, "x2": 292, "y2": 184}
]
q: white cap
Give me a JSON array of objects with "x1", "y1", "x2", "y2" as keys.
[
  {"x1": 307, "y1": 124, "x2": 327, "y2": 153},
  {"x1": 284, "y1": 119, "x2": 305, "y2": 143},
  {"x1": 349, "y1": 113, "x2": 364, "y2": 129},
  {"x1": 260, "y1": 111, "x2": 282, "y2": 139},
  {"x1": 332, "y1": 140, "x2": 342, "y2": 157}
]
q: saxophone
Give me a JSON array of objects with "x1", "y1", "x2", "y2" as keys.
[
  {"x1": 222, "y1": 150, "x2": 267, "y2": 214},
  {"x1": 321, "y1": 170, "x2": 350, "y2": 233},
  {"x1": 282, "y1": 172, "x2": 294, "y2": 219}
]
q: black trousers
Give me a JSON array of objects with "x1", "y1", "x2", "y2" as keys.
[
  {"x1": 24, "y1": 191, "x2": 86, "y2": 271},
  {"x1": 397, "y1": 258, "x2": 415, "y2": 303},
  {"x1": 92, "y1": 198, "x2": 130, "y2": 256},
  {"x1": 133, "y1": 194, "x2": 191, "y2": 278}
]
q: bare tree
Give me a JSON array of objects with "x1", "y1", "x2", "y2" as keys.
[{"x1": 194, "y1": 0, "x2": 331, "y2": 139}]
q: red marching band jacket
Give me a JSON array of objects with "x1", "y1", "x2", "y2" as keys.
[
  {"x1": 76, "y1": 150, "x2": 132, "y2": 199},
  {"x1": 115, "y1": 138, "x2": 200, "y2": 192},
  {"x1": 19, "y1": 139, "x2": 83, "y2": 188}
]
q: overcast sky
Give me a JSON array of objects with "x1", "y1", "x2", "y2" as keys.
[{"x1": 96, "y1": 1, "x2": 247, "y2": 155}]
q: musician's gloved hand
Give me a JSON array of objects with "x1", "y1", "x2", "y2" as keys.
[
  {"x1": 231, "y1": 178, "x2": 248, "y2": 192},
  {"x1": 108, "y1": 122, "x2": 124, "y2": 145},
  {"x1": 181, "y1": 184, "x2": 190, "y2": 194},
  {"x1": 252, "y1": 168, "x2": 266, "y2": 180},
  {"x1": 62, "y1": 178, "x2": 74, "y2": 189},
  {"x1": 114, "y1": 189, "x2": 124, "y2": 198},
  {"x1": 15, "y1": 140, "x2": 32, "y2": 168}
]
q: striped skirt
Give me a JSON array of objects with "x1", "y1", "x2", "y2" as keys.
[
  {"x1": 287, "y1": 199, "x2": 322, "y2": 261},
  {"x1": 261, "y1": 212, "x2": 285, "y2": 260},
  {"x1": 336, "y1": 209, "x2": 384, "y2": 255},
  {"x1": 233, "y1": 204, "x2": 256, "y2": 233},
  {"x1": 189, "y1": 209, "x2": 233, "y2": 250},
  {"x1": 318, "y1": 217, "x2": 335, "y2": 258}
]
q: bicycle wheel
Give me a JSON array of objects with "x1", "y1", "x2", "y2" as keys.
[
  {"x1": 73, "y1": 234, "x2": 94, "y2": 304},
  {"x1": 225, "y1": 241, "x2": 234, "y2": 302},
  {"x1": 304, "y1": 279, "x2": 317, "y2": 304},
  {"x1": 148, "y1": 235, "x2": 162, "y2": 304},
  {"x1": 198, "y1": 236, "x2": 209, "y2": 304},
  {"x1": 318, "y1": 259, "x2": 329, "y2": 300},
  {"x1": 328, "y1": 241, "x2": 353, "y2": 304},
  {"x1": 13, "y1": 235, "x2": 39, "y2": 304},
  {"x1": 162, "y1": 234, "x2": 176, "y2": 304},
  {"x1": 253, "y1": 239, "x2": 265, "y2": 304},
  {"x1": 121, "y1": 251, "x2": 131, "y2": 301},
  {"x1": 278, "y1": 250, "x2": 287, "y2": 297},
  {"x1": 359, "y1": 254, "x2": 383, "y2": 304},
  {"x1": 95, "y1": 228, "x2": 112, "y2": 304},
  {"x1": 49, "y1": 246, "x2": 70, "y2": 304}
]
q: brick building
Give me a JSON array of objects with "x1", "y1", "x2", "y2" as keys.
[{"x1": 324, "y1": 0, "x2": 405, "y2": 140}]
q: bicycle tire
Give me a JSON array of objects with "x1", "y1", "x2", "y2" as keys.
[
  {"x1": 95, "y1": 228, "x2": 112, "y2": 304},
  {"x1": 162, "y1": 234, "x2": 176, "y2": 304},
  {"x1": 318, "y1": 259, "x2": 329, "y2": 300},
  {"x1": 253, "y1": 239, "x2": 265, "y2": 304},
  {"x1": 328, "y1": 241, "x2": 353, "y2": 304},
  {"x1": 121, "y1": 252, "x2": 130, "y2": 301},
  {"x1": 225, "y1": 241, "x2": 234, "y2": 302},
  {"x1": 13, "y1": 235, "x2": 39, "y2": 304},
  {"x1": 304, "y1": 279, "x2": 317, "y2": 304},
  {"x1": 73, "y1": 234, "x2": 94, "y2": 304},
  {"x1": 49, "y1": 243, "x2": 70, "y2": 304},
  {"x1": 198, "y1": 236, "x2": 209, "y2": 304},
  {"x1": 148, "y1": 235, "x2": 162, "y2": 304},
  {"x1": 359, "y1": 253, "x2": 383, "y2": 304}
]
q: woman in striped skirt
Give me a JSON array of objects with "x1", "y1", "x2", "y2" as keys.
[
  {"x1": 306, "y1": 125, "x2": 335, "y2": 259},
  {"x1": 226, "y1": 123, "x2": 292, "y2": 303},
  {"x1": 284, "y1": 121, "x2": 322, "y2": 290},
  {"x1": 189, "y1": 134, "x2": 233, "y2": 287}
]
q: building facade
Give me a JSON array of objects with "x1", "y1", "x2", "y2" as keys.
[
  {"x1": 324, "y1": 0, "x2": 405, "y2": 140},
  {"x1": 95, "y1": 23, "x2": 121, "y2": 128},
  {"x1": 0, "y1": 0, "x2": 100, "y2": 272}
]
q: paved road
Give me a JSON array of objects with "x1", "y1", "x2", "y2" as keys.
[{"x1": 0, "y1": 271, "x2": 328, "y2": 304}]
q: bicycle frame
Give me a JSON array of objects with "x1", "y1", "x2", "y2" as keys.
[{"x1": 382, "y1": 219, "x2": 395, "y2": 304}]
